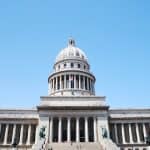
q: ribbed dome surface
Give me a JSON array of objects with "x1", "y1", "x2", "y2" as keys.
[{"x1": 55, "y1": 39, "x2": 88, "y2": 63}]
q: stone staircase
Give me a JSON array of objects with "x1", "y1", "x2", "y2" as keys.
[
  {"x1": 32, "y1": 138, "x2": 47, "y2": 150},
  {"x1": 32, "y1": 140, "x2": 119, "y2": 150},
  {"x1": 101, "y1": 139, "x2": 119, "y2": 150},
  {"x1": 47, "y1": 142, "x2": 103, "y2": 150}
]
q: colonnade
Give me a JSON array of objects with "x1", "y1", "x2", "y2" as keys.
[
  {"x1": 49, "y1": 74, "x2": 95, "y2": 94},
  {"x1": 48, "y1": 116, "x2": 97, "y2": 143},
  {"x1": 110, "y1": 122, "x2": 150, "y2": 144},
  {"x1": 0, "y1": 123, "x2": 37, "y2": 145}
]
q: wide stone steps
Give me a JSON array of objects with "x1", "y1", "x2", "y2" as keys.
[
  {"x1": 47, "y1": 142, "x2": 103, "y2": 150},
  {"x1": 101, "y1": 139, "x2": 120, "y2": 150}
]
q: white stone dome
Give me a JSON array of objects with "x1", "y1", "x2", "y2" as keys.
[{"x1": 56, "y1": 39, "x2": 88, "y2": 63}]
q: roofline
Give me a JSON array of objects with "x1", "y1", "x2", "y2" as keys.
[
  {"x1": 109, "y1": 108, "x2": 150, "y2": 111},
  {"x1": 37, "y1": 106, "x2": 109, "y2": 111}
]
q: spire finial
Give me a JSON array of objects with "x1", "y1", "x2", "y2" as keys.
[{"x1": 68, "y1": 38, "x2": 75, "y2": 46}]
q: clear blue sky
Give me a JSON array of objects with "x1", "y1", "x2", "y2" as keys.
[{"x1": 0, "y1": 0, "x2": 150, "y2": 108}]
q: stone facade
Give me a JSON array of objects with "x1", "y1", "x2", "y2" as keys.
[{"x1": 0, "y1": 39, "x2": 149, "y2": 150}]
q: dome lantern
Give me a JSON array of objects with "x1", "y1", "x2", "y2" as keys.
[{"x1": 68, "y1": 38, "x2": 75, "y2": 47}]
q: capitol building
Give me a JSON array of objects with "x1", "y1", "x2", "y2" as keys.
[{"x1": 0, "y1": 39, "x2": 150, "y2": 150}]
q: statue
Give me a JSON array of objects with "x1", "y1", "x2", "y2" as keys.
[
  {"x1": 39, "y1": 126, "x2": 46, "y2": 139},
  {"x1": 102, "y1": 127, "x2": 108, "y2": 138},
  {"x1": 146, "y1": 132, "x2": 150, "y2": 145}
]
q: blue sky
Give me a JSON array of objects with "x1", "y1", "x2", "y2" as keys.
[{"x1": 0, "y1": 0, "x2": 150, "y2": 108}]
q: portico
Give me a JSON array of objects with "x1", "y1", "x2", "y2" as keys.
[
  {"x1": 48, "y1": 116, "x2": 96, "y2": 143},
  {"x1": 37, "y1": 95, "x2": 109, "y2": 146}
]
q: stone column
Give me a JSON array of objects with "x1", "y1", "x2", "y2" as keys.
[
  {"x1": 129, "y1": 124, "x2": 133, "y2": 144},
  {"x1": 136, "y1": 123, "x2": 140, "y2": 143},
  {"x1": 49, "y1": 117, "x2": 53, "y2": 143},
  {"x1": 93, "y1": 82, "x2": 95, "y2": 94},
  {"x1": 0, "y1": 124, "x2": 1, "y2": 134},
  {"x1": 114, "y1": 124, "x2": 118, "y2": 144},
  {"x1": 69, "y1": 74, "x2": 72, "y2": 89},
  {"x1": 27, "y1": 124, "x2": 31, "y2": 145},
  {"x1": 85, "y1": 117, "x2": 89, "y2": 142},
  {"x1": 51, "y1": 79, "x2": 53, "y2": 91},
  {"x1": 90, "y1": 80, "x2": 93, "y2": 92},
  {"x1": 48, "y1": 82, "x2": 51, "y2": 94},
  {"x1": 79, "y1": 75, "x2": 81, "y2": 89},
  {"x1": 64, "y1": 75, "x2": 66, "y2": 89},
  {"x1": 121, "y1": 123, "x2": 126, "y2": 144},
  {"x1": 87, "y1": 77, "x2": 89, "y2": 90},
  {"x1": 58, "y1": 117, "x2": 62, "y2": 142},
  {"x1": 94, "y1": 117, "x2": 97, "y2": 142},
  {"x1": 67, "y1": 117, "x2": 71, "y2": 142},
  {"x1": 92, "y1": 81, "x2": 94, "y2": 93},
  {"x1": 56, "y1": 76, "x2": 58, "y2": 90},
  {"x1": 143, "y1": 123, "x2": 147, "y2": 141},
  {"x1": 83, "y1": 76, "x2": 85, "y2": 90},
  {"x1": 60, "y1": 75, "x2": 62, "y2": 90},
  {"x1": 52, "y1": 79, "x2": 54, "y2": 92},
  {"x1": 4, "y1": 124, "x2": 9, "y2": 145},
  {"x1": 51, "y1": 79, "x2": 53, "y2": 90},
  {"x1": 74, "y1": 75, "x2": 76, "y2": 89},
  {"x1": 11, "y1": 124, "x2": 16, "y2": 144},
  {"x1": 19, "y1": 124, "x2": 24, "y2": 145},
  {"x1": 52, "y1": 78, "x2": 55, "y2": 92},
  {"x1": 35, "y1": 125, "x2": 39, "y2": 144},
  {"x1": 76, "y1": 117, "x2": 79, "y2": 142},
  {"x1": 89, "y1": 79, "x2": 91, "y2": 92}
]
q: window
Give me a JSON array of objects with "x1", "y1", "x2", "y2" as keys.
[
  {"x1": 81, "y1": 55, "x2": 84, "y2": 59},
  {"x1": 64, "y1": 63, "x2": 66, "y2": 68},
  {"x1": 71, "y1": 63, "x2": 74, "y2": 68},
  {"x1": 76, "y1": 51, "x2": 79, "y2": 56},
  {"x1": 78, "y1": 64, "x2": 80, "y2": 68},
  {"x1": 84, "y1": 65, "x2": 86, "y2": 70},
  {"x1": 58, "y1": 65, "x2": 60, "y2": 70}
]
